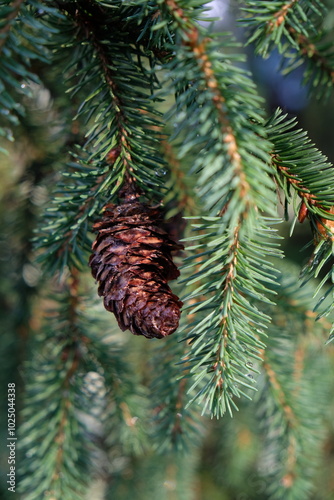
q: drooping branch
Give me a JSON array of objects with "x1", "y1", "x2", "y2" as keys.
[
  {"x1": 56, "y1": 2, "x2": 136, "y2": 186},
  {"x1": 37, "y1": 2, "x2": 171, "y2": 272},
  {"x1": 267, "y1": 109, "x2": 334, "y2": 238},
  {"x1": 241, "y1": 0, "x2": 334, "y2": 98},
  {"x1": 146, "y1": 0, "x2": 281, "y2": 416},
  {"x1": 262, "y1": 356, "x2": 297, "y2": 428},
  {"x1": 266, "y1": 1, "x2": 334, "y2": 84},
  {"x1": 165, "y1": 0, "x2": 245, "y2": 179},
  {"x1": 289, "y1": 29, "x2": 334, "y2": 86},
  {"x1": 18, "y1": 272, "x2": 91, "y2": 499},
  {"x1": 263, "y1": 355, "x2": 299, "y2": 487}
]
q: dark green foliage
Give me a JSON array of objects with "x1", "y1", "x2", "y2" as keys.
[
  {"x1": 149, "y1": 334, "x2": 202, "y2": 452},
  {"x1": 182, "y1": 217, "x2": 282, "y2": 418},
  {"x1": 0, "y1": 0, "x2": 62, "y2": 140},
  {"x1": 147, "y1": 2, "x2": 284, "y2": 418},
  {"x1": 267, "y1": 109, "x2": 334, "y2": 337},
  {"x1": 267, "y1": 109, "x2": 334, "y2": 211},
  {"x1": 18, "y1": 288, "x2": 92, "y2": 500},
  {"x1": 256, "y1": 270, "x2": 332, "y2": 499},
  {"x1": 34, "y1": 2, "x2": 170, "y2": 273},
  {"x1": 17, "y1": 277, "x2": 154, "y2": 499},
  {"x1": 36, "y1": 153, "x2": 110, "y2": 273},
  {"x1": 83, "y1": 327, "x2": 150, "y2": 457}
]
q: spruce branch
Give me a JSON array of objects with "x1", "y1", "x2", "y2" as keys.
[
  {"x1": 267, "y1": 109, "x2": 334, "y2": 216},
  {"x1": 161, "y1": 1, "x2": 249, "y2": 194},
  {"x1": 256, "y1": 271, "x2": 331, "y2": 499},
  {"x1": 182, "y1": 218, "x2": 281, "y2": 418},
  {"x1": 71, "y1": 285, "x2": 152, "y2": 459},
  {"x1": 54, "y1": 0, "x2": 167, "y2": 190},
  {"x1": 36, "y1": 152, "x2": 119, "y2": 273},
  {"x1": 150, "y1": 334, "x2": 201, "y2": 452},
  {"x1": 143, "y1": 0, "x2": 282, "y2": 416},
  {"x1": 240, "y1": 0, "x2": 334, "y2": 99},
  {"x1": 266, "y1": 109, "x2": 334, "y2": 337},
  {"x1": 60, "y1": 1, "x2": 139, "y2": 187},
  {"x1": 83, "y1": 330, "x2": 150, "y2": 457},
  {"x1": 3, "y1": 1, "x2": 334, "y2": 498},
  {"x1": 36, "y1": 1, "x2": 171, "y2": 273},
  {"x1": 18, "y1": 273, "x2": 92, "y2": 500},
  {"x1": 18, "y1": 269, "x2": 152, "y2": 496},
  {"x1": 240, "y1": 0, "x2": 324, "y2": 49}
]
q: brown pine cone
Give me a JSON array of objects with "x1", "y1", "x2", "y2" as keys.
[{"x1": 89, "y1": 198, "x2": 183, "y2": 339}]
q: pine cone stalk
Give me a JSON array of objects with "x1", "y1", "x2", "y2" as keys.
[{"x1": 89, "y1": 193, "x2": 183, "y2": 339}]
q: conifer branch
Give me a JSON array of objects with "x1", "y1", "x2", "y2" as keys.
[
  {"x1": 36, "y1": 159, "x2": 109, "y2": 273},
  {"x1": 150, "y1": 336, "x2": 200, "y2": 451},
  {"x1": 266, "y1": 110, "x2": 334, "y2": 336},
  {"x1": 289, "y1": 29, "x2": 334, "y2": 86},
  {"x1": 18, "y1": 273, "x2": 91, "y2": 500},
  {"x1": 54, "y1": 0, "x2": 167, "y2": 189},
  {"x1": 262, "y1": 356, "x2": 297, "y2": 429},
  {"x1": 82, "y1": 327, "x2": 150, "y2": 456},
  {"x1": 258, "y1": 337, "x2": 327, "y2": 499},
  {"x1": 60, "y1": 2, "x2": 136, "y2": 186},
  {"x1": 3, "y1": 2, "x2": 334, "y2": 498},
  {"x1": 164, "y1": 0, "x2": 246, "y2": 181},
  {"x1": 292, "y1": 343, "x2": 305, "y2": 391},
  {"x1": 37, "y1": 2, "x2": 170, "y2": 273},
  {"x1": 165, "y1": 2, "x2": 264, "y2": 187},
  {"x1": 241, "y1": 0, "x2": 334, "y2": 98},
  {"x1": 105, "y1": 451, "x2": 199, "y2": 500},
  {"x1": 262, "y1": 355, "x2": 300, "y2": 491},
  {"x1": 18, "y1": 269, "x2": 151, "y2": 495},
  {"x1": 272, "y1": 0, "x2": 299, "y2": 24},
  {"x1": 144, "y1": 0, "x2": 282, "y2": 416},
  {"x1": 255, "y1": 271, "x2": 331, "y2": 499}
]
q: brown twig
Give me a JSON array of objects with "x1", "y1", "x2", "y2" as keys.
[
  {"x1": 268, "y1": 0, "x2": 299, "y2": 30},
  {"x1": 165, "y1": 0, "x2": 250, "y2": 208},
  {"x1": 211, "y1": 223, "x2": 241, "y2": 383},
  {"x1": 289, "y1": 29, "x2": 334, "y2": 86},
  {"x1": 262, "y1": 355, "x2": 297, "y2": 427},
  {"x1": 265, "y1": 1, "x2": 334, "y2": 85},
  {"x1": 262, "y1": 355, "x2": 298, "y2": 488},
  {"x1": 274, "y1": 156, "x2": 334, "y2": 239}
]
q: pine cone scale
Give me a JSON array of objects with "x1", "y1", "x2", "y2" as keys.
[{"x1": 90, "y1": 198, "x2": 183, "y2": 339}]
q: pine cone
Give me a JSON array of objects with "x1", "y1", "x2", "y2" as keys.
[{"x1": 89, "y1": 197, "x2": 183, "y2": 339}]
